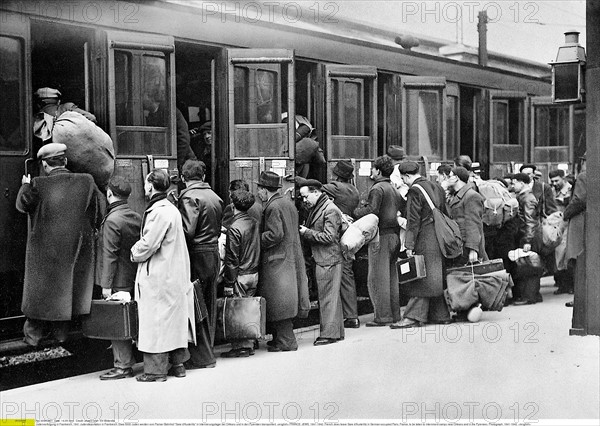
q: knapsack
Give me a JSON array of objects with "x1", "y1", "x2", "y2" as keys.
[
  {"x1": 476, "y1": 180, "x2": 519, "y2": 227},
  {"x1": 414, "y1": 184, "x2": 463, "y2": 259}
]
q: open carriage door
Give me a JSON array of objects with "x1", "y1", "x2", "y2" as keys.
[
  {"x1": 323, "y1": 65, "x2": 377, "y2": 198},
  {"x1": 0, "y1": 17, "x2": 31, "y2": 337},
  {"x1": 105, "y1": 30, "x2": 176, "y2": 214},
  {"x1": 400, "y1": 76, "x2": 446, "y2": 179},
  {"x1": 530, "y1": 96, "x2": 579, "y2": 178},
  {"x1": 216, "y1": 49, "x2": 295, "y2": 198},
  {"x1": 489, "y1": 90, "x2": 528, "y2": 177}
]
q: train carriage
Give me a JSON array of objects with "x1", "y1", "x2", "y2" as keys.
[{"x1": 0, "y1": 0, "x2": 585, "y2": 341}]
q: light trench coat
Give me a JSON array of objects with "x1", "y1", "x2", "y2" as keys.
[{"x1": 131, "y1": 197, "x2": 196, "y2": 353}]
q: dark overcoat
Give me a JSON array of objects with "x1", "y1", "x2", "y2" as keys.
[
  {"x1": 258, "y1": 193, "x2": 310, "y2": 321},
  {"x1": 564, "y1": 172, "x2": 586, "y2": 262},
  {"x1": 447, "y1": 184, "x2": 488, "y2": 261},
  {"x1": 96, "y1": 201, "x2": 142, "y2": 292},
  {"x1": 402, "y1": 177, "x2": 446, "y2": 298},
  {"x1": 16, "y1": 168, "x2": 102, "y2": 320}
]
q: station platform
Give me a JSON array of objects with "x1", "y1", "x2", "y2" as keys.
[{"x1": 1, "y1": 278, "x2": 598, "y2": 425}]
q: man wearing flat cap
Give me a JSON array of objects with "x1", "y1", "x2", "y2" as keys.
[
  {"x1": 299, "y1": 180, "x2": 345, "y2": 345},
  {"x1": 354, "y1": 155, "x2": 404, "y2": 327},
  {"x1": 390, "y1": 161, "x2": 452, "y2": 329},
  {"x1": 97, "y1": 176, "x2": 142, "y2": 380},
  {"x1": 322, "y1": 160, "x2": 361, "y2": 328},
  {"x1": 33, "y1": 87, "x2": 97, "y2": 142},
  {"x1": 256, "y1": 171, "x2": 309, "y2": 352},
  {"x1": 16, "y1": 142, "x2": 102, "y2": 346}
]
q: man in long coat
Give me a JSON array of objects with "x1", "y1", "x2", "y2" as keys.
[
  {"x1": 446, "y1": 166, "x2": 488, "y2": 266},
  {"x1": 256, "y1": 171, "x2": 309, "y2": 352},
  {"x1": 131, "y1": 169, "x2": 195, "y2": 382},
  {"x1": 390, "y1": 161, "x2": 452, "y2": 328},
  {"x1": 178, "y1": 159, "x2": 223, "y2": 369},
  {"x1": 16, "y1": 142, "x2": 102, "y2": 346},
  {"x1": 299, "y1": 180, "x2": 345, "y2": 345},
  {"x1": 322, "y1": 159, "x2": 360, "y2": 328}
]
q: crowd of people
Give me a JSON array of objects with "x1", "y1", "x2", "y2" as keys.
[{"x1": 16, "y1": 136, "x2": 587, "y2": 382}]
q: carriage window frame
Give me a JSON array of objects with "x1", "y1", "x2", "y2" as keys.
[
  {"x1": 489, "y1": 91, "x2": 528, "y2": 164},
  {"x1": 0, "y1": 35, "x2": 27, "y2": 155},
  {"x1": 401, "y1": 77, "x2": 447, "y2": 161}
]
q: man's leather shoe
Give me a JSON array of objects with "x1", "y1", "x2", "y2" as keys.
[
  {"x1": 167, "y1": 364, "x2": 186, "y2": 378},
  {"x1": 429, "y1": 319, "x2": 455, "y2": 325},
  {"x1": 99, "y1": 367, "x2": 133, "y2": 380},
  {"x1": 267, "y1": 345, "x2": 297, "y2": 352},
  {"x1": 513, "y1": 299, "x2": 535, "y2": 306},
  {"x1": 135, "y1": 373, "x2": 166, "y2": 382},
  {"x1": 221, "y1": 348, "x2": 253, "y2": 358},
  {"x1": 313, "y1": 337, "x2": 337, "y2": 346},
  {"x1": 344, "y1": 318, "x2": 360, "y2": 328},
  {"x1": 365, "y1": 321, "x2": 391, "y2": 327},
  {"x1": 389, "y1": 319, "x2": 424, "y2": 329},
  {"x1": 565, "y1": 301, "x2": 574, "y2": 307},
  {"x1": 183, "y1": 360, "x2": 216, "y2": 370}
]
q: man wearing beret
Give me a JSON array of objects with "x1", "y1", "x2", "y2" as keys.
[
  {"x1": 16, "y1": 143, "x2": 103, "y2": 346},
  {"x1": 322, "y1": 160, "x2": 361, "y2": 328},
  {"x1": 97, "y1": 176, "x2": 142, "y2": 380},
  {"x1": 354, "y1": 155, "x2": 404, "y2": 327},
  {"x1": 446, "y1": 167, "x2": 488, "y2": 267},
  {"x1": 390, "y1": 161, "x2": 452, "y2": 328},
  {"x1": 299, "y1": 180, "x2": 345, "y2": 344},
  {"x1": 256, "y1": 171, "x2": 309, "y2": 351}
]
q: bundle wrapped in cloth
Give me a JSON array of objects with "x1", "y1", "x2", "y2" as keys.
[
  {"x1": 341, "y1": 213, "x2": 379, "y2": 261},
  {"x1": 445, "y1": 268, "x2": 514, "y2": 312},
  {"x1": 51, "y1": 111, "x2": 115, "y2": 190}
]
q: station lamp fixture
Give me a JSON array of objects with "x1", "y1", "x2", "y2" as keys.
[{"x1": 550, "y1": 31, "x2": 586, "y2": 103}]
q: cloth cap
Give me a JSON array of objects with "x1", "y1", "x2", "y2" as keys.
[
  {"x1": 35, "y1": 87, "x2": 61, "y2": 99},
  {"x1": 332, "y1": 160, "x2": 354, "y2": 179},
  {"x1": 398, "y1": 161, "x2": 420, "y2": 175},
  {"x1": 108, "y1": 176, "x2": 132, "y2": 198},
  {"x1": 256, "y1": 171, "x2": 282, "y2": 189},
  {"x1": 322, "y1": 183, "x2": 335, "y2": 197},
  {"x1": 300, "y1": 179, "x2": 322, "y2": 189},
  {"x1": 387, "y1": 145, "x2": 405, "y2": 161},
  {"x1": 452, "y1": 166, "x2": 470, "y2": 183},
  {"x1": 37, "y1": 142, "x2": 67, "y2": 159},
  {"x1": 199, "y1": 121, "x2": 211, "y2": 131}
]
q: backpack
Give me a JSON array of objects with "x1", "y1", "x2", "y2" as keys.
[
  {"x1": 414, "y1": 184, "x2": 463, "y2": 259},
  {"x1": 476, "y1": 180, "x2": 519, "y2": 227}
]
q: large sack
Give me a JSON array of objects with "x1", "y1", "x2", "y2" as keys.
[
  {"x1": 341, "y1": 213, "x2": 379, "y2": 260},
  {"x1": 52, "y1": 111, "x2": 115, "y2": 190}
]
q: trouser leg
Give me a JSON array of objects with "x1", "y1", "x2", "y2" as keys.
[
  {"x1": 315, "y1": 263, "x2": 344, "y2": 339},
  {"x1": 427, "y1": 296, "x2": 451, "y2": 322},
  {"x1": 340, "y1": 259, "x2": 358, "y2": 319},
  {"x1": 270, "y1": 319, "x2": 297, "y2": 350},
  {"x1": 112, "y1": 339, "x2": 135, "y2": 369},
  {"x1": 367, "y1": 234, "x2": 397, "y2": 324},
  {"x1": 188, "y1": 318, "x2": 216, "y2": 367},
  {"x1": 143, "y1": 352, "x2": 169, "y2": 376},
  {"x1": 23, "y1": 318, "x2": 47, "y2": 346},
  {"x1": 402, "y1": 297, "x2": 430, "y2": 323},
  {"x1": 191, "y1": 250, "x2": 220, "y2": 346}
]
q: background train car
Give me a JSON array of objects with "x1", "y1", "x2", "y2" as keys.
[{"x1": 0, "y1": 0, "x2": 585, "y2": 342}]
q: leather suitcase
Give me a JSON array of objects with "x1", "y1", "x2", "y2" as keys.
[
  {"x1": 82, "y1": 300, "x2": 138, "y2": 340},
  {"x1": 447, "y1": 258, "x2": 505, "y2": 275},
  {"x1": 216, "y1": 296, "x2": 266, "y2": 341},
  {"x1": 397, "y1": 255, "x2": 427, "y2": 284}
]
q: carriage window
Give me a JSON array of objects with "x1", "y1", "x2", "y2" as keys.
[
  {"x1": 446, "y1": 95, "x2": 458, "y2": 161},
  {"x1": 493, "y1": 98, "x2": 522, "y2": 146},
  {"x1": 329, "y1": 77, "x2": 372, "y2": 159},
  {"x1": 534, "y1": 105, "x2": 569, "y2": 147},
  {"x1": 406, "y1": 89, "x2": 442, "y2": 157},
  {"x1": 113, "y1": 50, "x2": 169, "y2": 156},
  {"x1": 0, "y1": 36, "x2": 25, "y2": 152}
]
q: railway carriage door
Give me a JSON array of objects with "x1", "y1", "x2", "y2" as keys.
[
  {"x1": 216, "y1": 49, "x2": 295, "y2": 198},
  {"x1": 530, "y1": 96, "x2": 582, "y2": 177},
  {"x1": 105, "y1": 31, "x2": 176, "y2": 214},
  {"x1": 401, "y1": 76, "x2": 447, "y2": 179},
  {"x1": 489, "y1": 91, "x2": 528, "y2": 177},
  {"x1": 323, "y1": 65, "x2": 377, "y2": 198},
  {"x1": 0, "y1": 17, "x2": 31, "y2": 337}
]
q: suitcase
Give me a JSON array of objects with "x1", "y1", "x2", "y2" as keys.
[
  {"x1": 216, "y1": 296, "x2": 266, "y2": 341},
  {"x1": 447, "y1": 258, "x2": 505, "y2": 275},
  {"x1": 397, "y1": 255, "x2": 427, "y2": 284},
  {"x1": 82, "y1": 300, "x2": 138, "y2": 340}
]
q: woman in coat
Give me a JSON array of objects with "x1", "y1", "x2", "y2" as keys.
[
  {"x1": 131, "y1": 170, "x2": 195, "y2": 382},
  {"x1": 390, "y1": 162, "x2": 452, "y2": 328}
]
